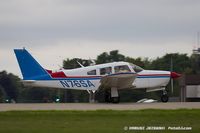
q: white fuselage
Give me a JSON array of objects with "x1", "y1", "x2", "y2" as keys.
[{"x1": 26, "y1": 62, "x2": 171, "y2": 91}]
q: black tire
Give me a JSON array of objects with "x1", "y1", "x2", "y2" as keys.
[
  {"x1": 105, "y1": 90, "x2": 111, "y2": 103},
  {"x1": 111, "y1": 97, "x2": 120, "y2": 103},
  {"x1": 161, "y1": 94, "x2": 169, "y2": 103}
]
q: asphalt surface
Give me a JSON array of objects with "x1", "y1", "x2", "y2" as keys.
[{"x1": 0, "y1": 102, "x2": 200, "y2": 111}]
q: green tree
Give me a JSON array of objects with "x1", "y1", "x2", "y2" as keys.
[
  {"x1": 96, "y1": 50, "x2": 125, "y2": 64},
  {"x1": 0, "y1": 71, "x2": 22, "y2": 102},
  {"x1": 150, "y1": 53, "x2": 191, "y2": 73},
  {"x1": 125, "y1": 57, "x2": 151, "y2": 69},
  {"x1": 18, "y1": 87, "x2": 59, "y2": 103},
  {"x1": 0, "y1": 85, "x2": 6, "y2": 102},
  {"x1": 190, "y1": 54, "x2": 200, "y2": 74},
  {"x1": 63, "y1": 58, "x2": 91, "y2": 69}
]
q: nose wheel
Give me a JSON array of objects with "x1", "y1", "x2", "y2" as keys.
[{"x1": 161, "y1": 90, "x2": 169, "y2": 103}]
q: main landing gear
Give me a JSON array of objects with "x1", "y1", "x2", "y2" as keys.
[
  {"x1": 105, "y1": 88, "x2": 169, "y2": 103},
  {"x1": 87, "y1": 90, "x2": 95, "y2": 103},
  {"x1": 105, "y1": 87, "x2": 120, "y2": 103},
  {"x1": 161, "y1": 90, "x2": 169, "y2": 103}
]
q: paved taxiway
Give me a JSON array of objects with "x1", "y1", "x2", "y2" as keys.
[{"x1": 0, "y1": 102, "x2": 200, "y2": 111}]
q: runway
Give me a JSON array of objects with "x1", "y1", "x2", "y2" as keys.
[{"x1": 0, "y1": 102, "x2": 200, "y2": 111}]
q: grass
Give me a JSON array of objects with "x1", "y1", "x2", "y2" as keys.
[{"x1": 0, "y1": 109, "x2": 199, "y2": 133}]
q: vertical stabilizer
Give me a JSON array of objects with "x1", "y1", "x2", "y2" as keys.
[{"x1": 14, "y1": 48, "x2": 51, "y2": 80}]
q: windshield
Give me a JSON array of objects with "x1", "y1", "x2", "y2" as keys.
[{"x1": 129, "y1": 63, "x2": 143, "y2": 73}]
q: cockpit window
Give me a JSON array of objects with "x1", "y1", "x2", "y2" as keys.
[
  {"x1": 100, "y1": 67, "x2": 112, "y2": 75},
  {"x1": 114, "y1": 65, "x2": 131, "y2": 73},
  {"x1": 129, "y1": 63, "x2": 143, "y2": 73},
  {"x1": 87, "y1": 70, "x2": 96, "y2": 75}
]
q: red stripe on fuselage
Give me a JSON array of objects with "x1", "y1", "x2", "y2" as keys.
[
  {"x1": 46, "y1": 69, "x2": 67, "y2": 78},
  {"x1": 50, "y1": 71, "x2": 67, "y2": 78}
]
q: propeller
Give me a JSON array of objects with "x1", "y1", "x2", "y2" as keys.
[
  {"x1": 170, "y1": 57, "x2": 174, "y2": 94},
  {"x1": 170, "y1": 56, "x2": 181, "y2": 95}
]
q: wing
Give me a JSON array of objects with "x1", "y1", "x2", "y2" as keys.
[{"x1": 100, "y1": 72, "x2": 137, "y2": 89}]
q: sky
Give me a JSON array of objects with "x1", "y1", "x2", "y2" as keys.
[{"x1": 0, "y1": 0, "x2": 200, "y2": 77}]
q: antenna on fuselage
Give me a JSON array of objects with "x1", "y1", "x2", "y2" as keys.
[
  {"x1": 77, "y1": 61, "x2": 84, "y2": 68},
  {"x1": 89, "y1": 58, "x2": 96, "y2": 66}
]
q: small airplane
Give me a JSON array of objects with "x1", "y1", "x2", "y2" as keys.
[{"x1": 14, "y1": 48, "x2": 180, "y2": 103}]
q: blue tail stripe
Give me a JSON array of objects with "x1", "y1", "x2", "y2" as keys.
[{"x1": 14, "y1": 49, "x2": 51, "y2": 80}]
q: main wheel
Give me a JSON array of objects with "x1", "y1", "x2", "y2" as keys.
[
  {"x1": 105, "y1": 90, "x2": 111, "y2": 103},
  {"x1": 161, "y1": 94, "x2": 169, "y2": 103},
  {"x1": 111, "y1": 97, "x2": 120, "y2": 103}
]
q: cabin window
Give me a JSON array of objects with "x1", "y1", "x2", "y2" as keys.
[
  {"x1": 129, "y1": 63, "x2": 143, "y2": 73},
  {"x1": 100, "y1": 67, "x2": 112, "y2": 75},
  {"x1": 114, "y1": 65, "x2": 131, "y2": 73},
  {"x1": 87, "y1": 70, "x2": 96, "y2": 75}
]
